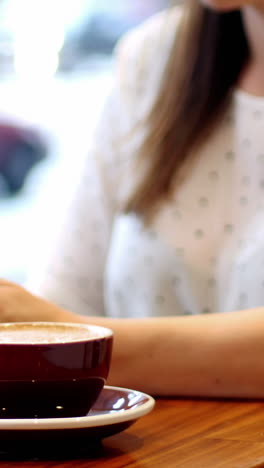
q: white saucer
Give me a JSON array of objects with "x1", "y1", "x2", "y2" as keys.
[{"x1": 0, "y1": 386, "x2": 155, "y2": 454}]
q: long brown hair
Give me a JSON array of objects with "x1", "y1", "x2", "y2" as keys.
[{"x1": 125, "y1": 0, "x2": 249, "y2": 218}]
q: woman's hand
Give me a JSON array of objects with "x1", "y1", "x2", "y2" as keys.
[{"x1": 0, "y1": 279, "x2": 72, "y2": 323}]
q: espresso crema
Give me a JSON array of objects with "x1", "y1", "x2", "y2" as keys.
[{"x1": 0, "y1": 323, "x2": 111, "y2": 344}]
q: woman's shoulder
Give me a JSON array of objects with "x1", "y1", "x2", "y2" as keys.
[
  {"x1": 89, "y1": 8, "x2": 183, "y2": 204},
  {"x1": 117, "y1": 7, "x2": 182, "y2": 55},
  {"x1": 115, "y1": 7, "x2": 182, "y2": 106}
]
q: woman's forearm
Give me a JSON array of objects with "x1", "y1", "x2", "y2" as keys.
[
  {"x1": 108, "y1": 311, "x2": 264, "y2": 398},
  {"x1": 52, "y1": 303, "x2": 264, "y2": 398}
]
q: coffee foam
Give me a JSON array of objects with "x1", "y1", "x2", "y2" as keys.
[{"x1": 0, "y1": 323, "x2": 109, "y2": 344}]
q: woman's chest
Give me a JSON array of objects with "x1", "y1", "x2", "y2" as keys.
[{"x1": 105, "y1": 100, "x2": 264, "y2": 316}]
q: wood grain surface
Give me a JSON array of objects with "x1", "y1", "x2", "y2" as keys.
[{"x1": 2, "y1": 398, "x2": 264, "y2": 467}]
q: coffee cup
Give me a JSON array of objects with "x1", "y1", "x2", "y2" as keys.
[{"x1": 0, "y1": 322, "x2": 113, "y2": 419}]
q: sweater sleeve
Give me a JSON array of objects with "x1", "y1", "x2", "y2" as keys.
[{"x1": 26, "y1": 91, "x2": 120, "y2": 316}]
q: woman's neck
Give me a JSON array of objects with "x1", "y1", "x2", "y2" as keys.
[{"x1": 239, "y1": 6, "x2": 264, "y2": 96}]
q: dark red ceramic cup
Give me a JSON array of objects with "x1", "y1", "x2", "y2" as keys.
[{"x1": 0, "y1": 322, "x2": 113, "y2": 419}]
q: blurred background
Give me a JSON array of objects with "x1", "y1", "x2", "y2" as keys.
[{"x1": 0, "y1": 0, "x2": 169, "y2": 284}]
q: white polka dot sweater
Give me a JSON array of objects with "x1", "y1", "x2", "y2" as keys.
[{"x1": 28, "y1": 8, "x2": 264, "y2": 318}]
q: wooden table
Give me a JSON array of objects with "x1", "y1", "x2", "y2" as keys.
[{"x1": 2, "y1": 398, "x2": 264, "y2": 467}]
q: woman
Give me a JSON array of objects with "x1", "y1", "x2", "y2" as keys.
[{"x1": 2, "y1": 0, "x2": 264, "y2": 398}]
